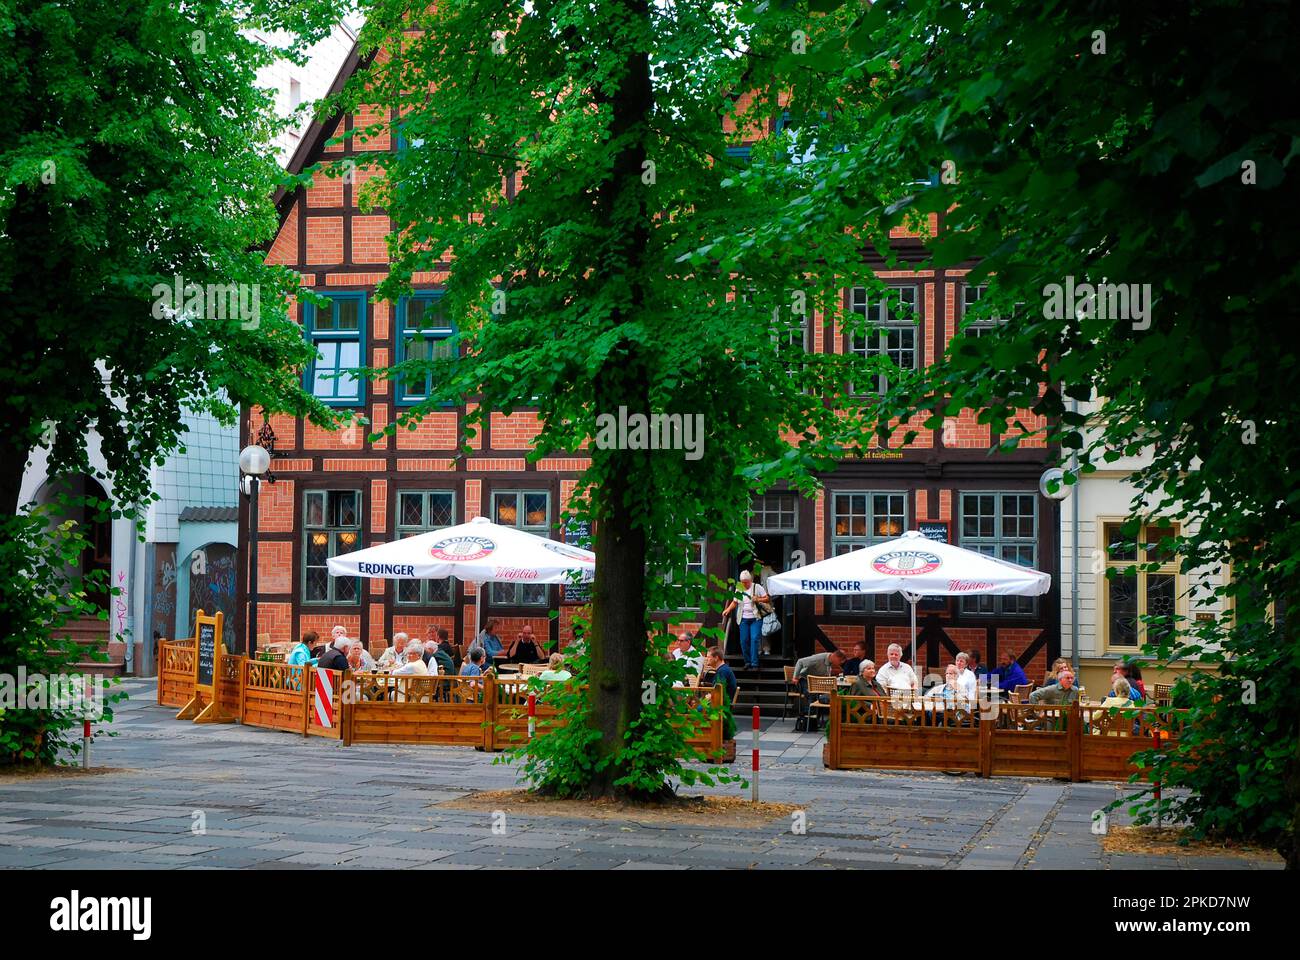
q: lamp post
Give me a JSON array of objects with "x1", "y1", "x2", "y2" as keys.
[
  {"x1": 239, "y1": 444, "x2": 272, "y2": 658},
  {"x1": 1040, "y1": 464, "x2": 1076, "y2": 677}
]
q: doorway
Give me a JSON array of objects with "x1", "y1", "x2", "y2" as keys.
[{"x1": 730, "y1": 532, "x2": 797, "y2": 660}]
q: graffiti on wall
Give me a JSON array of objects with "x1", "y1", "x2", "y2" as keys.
[
  {"x1": 189, "y1": 543, "x2": 239, "y2": 646},
  {"x1": 152, "y1": 546, "x2": 178, "y2": 641}
]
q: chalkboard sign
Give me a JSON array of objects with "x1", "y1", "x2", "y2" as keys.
[
  {"x1": 190, "y1": 609, "x2": 223, "y2": 694},
  {"x1": 196, "y1": 622, "x2": 216, "y2": 688},
  {"x1": 563, "y1": 519, "x2": 592, "y2": 604},
  {"x1": 918, "y1": 523, "x2": 949, "y2": 611},
  {"x1": 178, "y1": 609, "x2": 229, "y2": 723},
  {"x1": 919, "y1": 522, "x2": 949, "y2": 543}
]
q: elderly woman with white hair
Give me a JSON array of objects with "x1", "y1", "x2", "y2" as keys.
[{"x1": 721, "y1": 569, "x2": 769, "y2": 670}]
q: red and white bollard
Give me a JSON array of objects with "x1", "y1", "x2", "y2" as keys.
[
  {"x1": 527, "y1": 692, "x2": 537, "y2": 740},
  {"x1": 82, "y1": 678, "x2": 93, "y2": 769},
  {"x1": 751, "y1": 706, "x2": 760, "y2": 803},
  {"x1": 1152, "y1": 728, "x2": 1162, "y2": 829}
]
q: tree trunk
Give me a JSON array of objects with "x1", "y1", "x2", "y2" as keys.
[{"x1": 583, "y1": 0, "x2": 655, "y2": 799}]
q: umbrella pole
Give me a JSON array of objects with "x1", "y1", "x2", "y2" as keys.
[
  {"x1": 475, "y1": 583, "x2": 482, "y2": 644},
  {"x1": 910, "y1": 596, "x2": 917, "y2": 667}
]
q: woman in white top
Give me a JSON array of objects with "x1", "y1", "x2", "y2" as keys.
[{"x1": 721, "y1": 570, "x2": 768, "y2": 670}]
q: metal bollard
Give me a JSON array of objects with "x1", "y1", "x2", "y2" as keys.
[
  {"x1": 527, "y1": 691, "x2": 536, "y2": 740},
  {"x1": 751, "y1": 706, "x2": 760, "y2": 803}
]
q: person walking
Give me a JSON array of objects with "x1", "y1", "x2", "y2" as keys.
[{"x1": 722, "y1": 570, "x2": 769, "y2": 670}]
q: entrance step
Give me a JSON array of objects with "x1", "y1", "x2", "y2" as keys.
[
  {"x1": 52, "y1": 616, "x2": 125, "y2": 677},
  {"x1": 725, "y1": 655, "x2": 795, "y2": 718}
]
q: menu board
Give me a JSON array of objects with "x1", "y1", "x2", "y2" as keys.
[
  {"x1": 197, "y1": 623, "x2": 216, "y2": 687},
  {"x1": 563, "y1": 519, "x2": 592, "y2": 604},
  {"x1": 918, "y1": 523, "x2": 949, "y2": 611}
]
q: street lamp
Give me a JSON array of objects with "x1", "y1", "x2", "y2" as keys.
[
  {"x1": 239, "y1": 444, "x2": 272, "y2": 658},
  {"x1": 1040, "y1": 462, "x2": 1079, "y2": 678}
]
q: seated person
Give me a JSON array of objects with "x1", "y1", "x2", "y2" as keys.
[
  {"x1": 698, "y1": 646, "x2": 737, "y2": 740},
  {"x1": 393, "y1": 644, "x2": 429, "y2": 676},
  {"x1": 1029, "y1": 668, "x2": 1080, "y2": 705},
  {"x1": 376, "y1": 632, "x2": 409, "y2": 670},
  {"x1": 345, "y1": 640, "x2": 376, "y2": 673},
  {"x1": 538, "y1": 652, "x2": 572, "y2": 683},
  {"x1": 477, "y1": 619, "x2": 506, "y2": 664},
  {"x1": 850, "y1": 660, "x2": 887, "y2": 697},
  {"x1": 506, "y1": 625, "x2": 546, "y2": 664},
  {"x1": 460, "y1": 646, "x2": 486, "y2": 678},
  {"x1": 316, "y1": 635, "x2": 350, "y2": 672},
  {"x1": 842, "y1": 641, "x2": 868, "y2": 678},
  {"x1": 1042, "y1": 657, "x2": 1071, "y2": 687},
  {"x1": 923, "y1": 664, "x2": 962, "y2": 705},
  {"x1": 426, "y1": 640, "x2": 454, "y2": 677},
  {"x1": 992, "y1": 650, "x2": 1029, "y2": 693},
  {"x1": 287, "y1": 631, "x2": 318, "y2": 666},
  {"x1": 1102, "y1": 675, "x2": 1136, "y2": 707}
]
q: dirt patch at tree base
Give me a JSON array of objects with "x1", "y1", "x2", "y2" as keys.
[
  {"x1": 0, "y1": 766, "x2": 131, "y2": 784},
  {"x1": 1102, "y1": 825, "x2": 1282, "y2": 862},
  {"x1": 438, "y1": 789, "x2": 799, "y2": 826}
]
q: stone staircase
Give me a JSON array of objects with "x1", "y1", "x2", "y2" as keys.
[
  {"x1": 727, "y1": 654, "x2": 794, "y2": 719},
  {"x1": 53, "y1": 616, "x2": 126, "y2": 678}
]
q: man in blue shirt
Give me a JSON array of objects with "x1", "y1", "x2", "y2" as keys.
[
  {"x1": 700, "y1": 646, "x2": 737, "y2": 741},
  {"x1": 993, "y1": 650, "x2": 1029, "y2": 692}
]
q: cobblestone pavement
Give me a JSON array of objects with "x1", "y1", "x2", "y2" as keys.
[{"x1": 0, "y1": 679, "x2": 1281, "y2": 871}]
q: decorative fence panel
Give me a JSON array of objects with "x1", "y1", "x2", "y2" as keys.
[
  {"x1": 240, "y1": 661, "x2": 308, "y2": 733},
  {"x1": 158, "y1": 640, "x2": 195, "y2": 708},
  {"x1": 217, "y1": 655, "x2": 244, "y2": 716},
  {"x1": 306, "y1": 668, "x2": 344, "y2": 740},
  {"x1": 344, "y1": 674, "x2": 491, "y2": 748}
]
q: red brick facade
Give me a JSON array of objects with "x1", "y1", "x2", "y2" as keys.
[{"x1": 237, "y1": 53, "x2": 1060, "y2": 674}]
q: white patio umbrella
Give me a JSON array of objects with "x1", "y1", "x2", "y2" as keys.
[
  {"x1": 327, "y1": 515, "x2": 595, "y2": 638},
  {"x1": 766, "y1": 530, "x2": 1050, "y2": 665}
]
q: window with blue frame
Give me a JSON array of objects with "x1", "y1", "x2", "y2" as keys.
[
  {"x1": 396, "y1": 292, "x2": 456, "y2": 404},
  {"x1": 305, "y1": 292, "x2": 365, "y2": 405}
]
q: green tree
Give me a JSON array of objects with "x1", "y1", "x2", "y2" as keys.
[
  {"x1": 348, "y1": 0, "x2": 882, "y2": 798},
  {"x1": 0, "y1": 0, "x2": 344, "y2": 761},
  {"x1": 700, "y1": 0, "x2": 1299, "y2": 862}
]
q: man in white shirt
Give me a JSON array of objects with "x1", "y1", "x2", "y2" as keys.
[
  {"x1": 377, "y1": 632, "x2": 409, "y2": 669},
  {"x1": 670, "y1": 632, "x2": 702, "y2": 687},
  {"x1": 875, "y1": 643, "x2": 918, "y2": 692},
  {"x1": 954, "y1": 652, "x2": 978, "y2": 702}
]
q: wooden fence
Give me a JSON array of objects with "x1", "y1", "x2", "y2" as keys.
[
  {"x1": 157, "y1": 639, "x2": 195, "y2": 708},
  {"x1": 487, "y1": 681, "x2": 727, "y2": 761},
  {"x1": 152, "y1": 652, "x2": 729, "y2": 757},
  {"x1": 344, "y1": 674, "x2": 491, "y2": 748},
  {"x1": 825, "y1": 694, "x2": 1186, "y2": 782}
]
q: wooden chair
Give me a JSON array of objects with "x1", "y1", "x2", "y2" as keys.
[
  {"x1": 781, "y1": 665, "x2": 800, "y2": 720},
  {"x1": 520, "y1": 662, "x2": 547, "y2": 678},
  {"x1": 1011, "y1": 683, "x2": 1032, "y2": 704},
  {"x1": 806, "y1": 675, "x2": 837, "y2": 729},
  {"x1": 1153, "y1": 683, "x2": 1173, "y2": 707}
]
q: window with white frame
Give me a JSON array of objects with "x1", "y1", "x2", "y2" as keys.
[
  {"x1": 490, "y1": 491, "x2": 551, "y2": 605},
  {"x1": 848, "y1": 286, "x2": 918, "y2": 394},
  {"x1": 1103, "y1": 522, "x2": 1180, "y2": 649},
  {"x1": 958, "y1": 492, "x2": 1037, "y2": 615},
  {"x1": 394, "y1": 491, "x2": 456, "y2": 605},
  {"x1": 751, "y1": 493, "x2": 798, "y2": 533},
  {"x1": 303, "y1": 490, "x2": 361, "y2": 604},
  {"x1": 832, "y1": 492, "x2": 907, "y2": 613}
]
